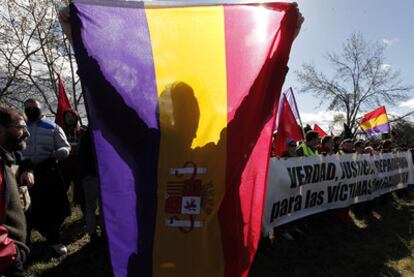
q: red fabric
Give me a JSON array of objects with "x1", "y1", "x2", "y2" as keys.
[
  {"x1": 220, "y1": 4, "x2": 299, "y2": 276},
  {"x1": 0, "y1": 162, "x2": 4, "y2": 223},
  {"x1": 55, "y1": 74, "x2": 72, "y2": 127},
  {"x1": 0, "y1": 161, "x2": 17, "y2": 273},
  {"x1": 360, "y1": 106, "x2": 387, "y2": 123},
  {"x1": 313, "y1": 123, "x2": 327, "y2": 137},
  {"x1": 0, "y1": 226, "x2": 17, "y2": 273},
  {"x1": 273, "y1": 98, "x2": 304, "y2": 157}
]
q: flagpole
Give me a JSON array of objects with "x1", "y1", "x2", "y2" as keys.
[{"x1": 288, "y1": 88, "x2": 305, "y2": 138}]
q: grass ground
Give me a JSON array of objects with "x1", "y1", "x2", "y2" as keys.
[{"x1": 25, "y1": 192, "x2": 414, "y2": 277}]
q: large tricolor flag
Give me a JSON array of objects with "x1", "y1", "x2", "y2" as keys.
[
  {"x1": 360, "y1": 106, "x2": 390, "y2": 136},
  {"x1": 70, "y1": 1, "x2": 298, "y2": 276}
]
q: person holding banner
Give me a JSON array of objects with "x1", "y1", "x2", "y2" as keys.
[
  {"x1": 333, "y1": 136, "x2": 342, "y2": 154},
  {"x1": 335, "y1": 138, "x2": 354, "y2": 224},
  {"x1": 318, "y1": 135, "x2": 334, "y2": 155},
  {"x1": 297, "y1": 131, "x2": 319, "y2": 157},
  {"x1": 270, "y1": 137, "x2": 306, "y2": 241},
  {"x1": 339, "y1": 139, "x2": 354, "y2": 155},
  {"x1": 281, "y1": 138, "x2": 298, "y2": 158},
  {"x1": 354, "y1": 140, "x2": 365, "y2": 155}
]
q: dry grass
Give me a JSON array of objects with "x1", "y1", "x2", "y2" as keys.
[
  {"x1": 250, "y1": 190, "x2": 414, "y2": 277},
  {"x1": 24, "y1": 191, "x2": 414, "y2": 277},
  {"x1": 25, "y1": 207, "x2": 112, "y2": 277}
]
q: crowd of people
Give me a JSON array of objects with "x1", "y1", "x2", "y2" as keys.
[
  {"x1": 272, "y1": 128, "x2": 404, "y2": 160},
  {"x1": 0, "y1": 100, "x2": 101, "y2": 276},
  {"x1": 269, "y1": 126, "x2": 411, "y2": 241}
]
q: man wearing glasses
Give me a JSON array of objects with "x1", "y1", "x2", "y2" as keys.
[{"x1": 0, "y1": 107, "x2": 31, "y2": 276}]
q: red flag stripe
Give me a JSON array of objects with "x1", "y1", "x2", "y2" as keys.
[
  {"x1": 360, "y1": 106, "x2": 387, "y2": 123},
  {"x1": 220, "y1": 4, "x2": 299, "y2": 276}
]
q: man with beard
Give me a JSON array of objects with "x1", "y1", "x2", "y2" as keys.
[
  {"x1": 0, "y1": 107, "x2": 30, "y2": 276},
  {"x1": 22, "y1": 99, "x2": 71, "y2": 256}
]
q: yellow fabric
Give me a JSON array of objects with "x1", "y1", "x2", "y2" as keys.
[
  {"x1": 299, "y1": 143, "x2": 318, "y2": 157},
  {"x1": 360, "y1": 114, "x2": 388, "y2": 131},
  {"x1": 146, "y1": 6, "x2": 227, "y2": 277}
]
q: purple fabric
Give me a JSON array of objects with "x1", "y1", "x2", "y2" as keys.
[
  {"x1": 284, "y1": 87, "x2": 301, "y2": 122},
  {"x1": 275, "y1": 90, "x2": 286, "y2": 129},
  {"x1": 365, "y1": 122, "x2": 390, "y2": 136},
  {"x1": 71, "y1": 2, "x2": 159, "y2": 276}
]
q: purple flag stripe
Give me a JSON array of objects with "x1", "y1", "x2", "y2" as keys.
[
  {"x1": 71, "y1": 2, "x2": 159, "y2": 277},
  {"x1": 365, "y1": 122, "x2": 390, "y2": 136},
  {"x1": 284, "y1": 87, "x2": 301, "y2": 122}
]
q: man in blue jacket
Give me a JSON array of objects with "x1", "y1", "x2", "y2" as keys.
[{"x1": 22, "y1": 99, "x2": 71, "y2": 256}]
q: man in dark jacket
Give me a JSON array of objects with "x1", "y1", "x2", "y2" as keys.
[{"x1": 0, "y1": 107, "x2": 30, "y2": 276}]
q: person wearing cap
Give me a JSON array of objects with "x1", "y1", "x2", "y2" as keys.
[
  {"x1": 338, "y1": 138, "x2": 354, "y2": 155},
  {"x1": 364, "y1": 146, "x2": 375, "y2": 155},
  {"x1": 335, "y1": 138, "x2": 354, "y2": 224},
  {"x1": 281, "y1": 137, "x2": 297, "y2": 158},
  {"x1": 297, "y1": 131, "x2": 319, "y2": 157}
]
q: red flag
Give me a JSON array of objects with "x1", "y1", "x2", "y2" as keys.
[
  {"x1": 313, "y1": 123, "x2": 327, "y2": 137},
  {"x1": 274, "y1": 98, "x2": 304, "y2": 156},
  {"x1": 55, "y1": 74, "x2": 72, "y2": 127}
]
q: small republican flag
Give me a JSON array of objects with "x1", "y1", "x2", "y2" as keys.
[{"x1": 360, "y1": 106, "x2": 390, "y2": 136}]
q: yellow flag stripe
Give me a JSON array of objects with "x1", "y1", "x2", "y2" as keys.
[
  {"x1": 360, "y1": 114, "x2": 388, "y2": 130},
  {"x1": 146, "y1": 6, "x2": 227, "y2": 277}
]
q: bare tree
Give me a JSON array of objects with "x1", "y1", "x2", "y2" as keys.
[
  {"x1": 0, "y1": 0, "x2": 83, "y2": 116},
  {"x1": 296, "y1": 32, "x2": 413, "y2": 136},
  {"x1": 391, "y1": 118, "x2": 414, "y2": 148}
]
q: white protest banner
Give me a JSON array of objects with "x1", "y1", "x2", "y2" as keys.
[{"x1": 262, "y1": 152, "x2": 414, "y2": 234}]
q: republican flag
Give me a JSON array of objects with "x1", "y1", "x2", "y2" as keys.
[
  {"x1": 275, "y1": 87, "x2": 302, "y2": 129},
  {"x1": 360, "y1": 106, "x2": 390, "y2": 136},
  {"x1": 284, "y1": 87, "x2": 302, "y2": 123},
  {"x1": 70, "y1": 1, "x2": 299, "y2": 276},
  {"x1": 55, "y1": 74, "x2": 72, "y2": 127},
  {"x1": 313, "y1": 123, "x2": 327, "y2": 137},
  {"x1": 274, "y1": 97, "x2": 304, "y2": 156}
]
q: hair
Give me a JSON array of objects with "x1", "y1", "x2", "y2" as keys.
[
  {"x1": 382, "y1": 139, "x2": 392, "y2": 149},
  {"x1": 303, "y1": 124, "x2": 312, "y2": 134},
  {"x1": 23, "y1": 98, "x2": 40, "y2": 107},
  {"x1": 354, "y1": 140, "x2": 365, "y2": 148},
  {"x1": 333, "y1": 136, "x2": 342, "y2": 143},
  {"x1": 321, "y1": 135, "x2": 332, "y2": 146},
  {"x1": 0, "y1": 107, "x2": 26, "y2": 127},
  {"x1": 305, "y1": 130, "x2": 319, "y2": 142}
]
